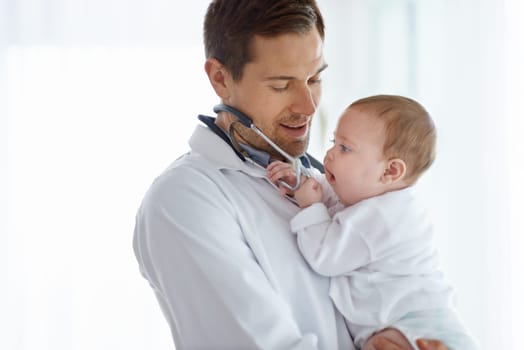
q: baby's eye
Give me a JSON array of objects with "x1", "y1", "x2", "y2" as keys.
[
  {"x1": 340, "y1": 144, "x2": 351, "y2": 153},
  {"x1": 329, "y1": 138, "x2": 335, "y2": 144}
]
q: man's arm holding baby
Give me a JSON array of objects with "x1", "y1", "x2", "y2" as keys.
[{"x1": 367, "y1": 330, "x2": 448, "y2": 350}]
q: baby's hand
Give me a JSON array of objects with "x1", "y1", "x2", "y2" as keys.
[
  {"x1": 267, "y1": 161, "x2": 299, "y2": 196},
  {"x1": 294, "y1": 177, "x2": 323, "y2": 208}
]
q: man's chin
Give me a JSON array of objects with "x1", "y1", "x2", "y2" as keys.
[
  {"x1": 254, "y1": 133, "x2": 309, "y2": 159},
  {"x1": 286, "y1": 140, "x2": 309, "y2": 158}
]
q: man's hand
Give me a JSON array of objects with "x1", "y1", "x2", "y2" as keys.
[
  {"x1": 363, "y1": 328, "x2": 414, "y2": 350},
  {"x1": 363, "y1": 328, "x2": 449, "y2": 350},
  {"x1": 415, "y1": 339, "x2": 449, "y2": 350}
]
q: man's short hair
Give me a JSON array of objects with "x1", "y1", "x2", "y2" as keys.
[{"x1": 204, "y1": 0, "x2": 325, "y2": 80}]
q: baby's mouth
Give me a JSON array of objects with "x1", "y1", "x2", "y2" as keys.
[{"x1": 325, "y1": 168, "x2": 335, "y2": 183}]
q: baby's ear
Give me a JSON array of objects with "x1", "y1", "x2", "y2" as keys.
[{"x1": 381, "y1": 158, "x2": 407, "y2": 184}]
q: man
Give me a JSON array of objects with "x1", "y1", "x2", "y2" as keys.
[{"x1": 133, "y1": 1, "x2": 449, "y2": 349}]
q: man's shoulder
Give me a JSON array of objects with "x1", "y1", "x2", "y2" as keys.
[
  {"x1": 151, "y1": 151, "x2": 223, "y2": 190},
  {"x1": 137, "y1": 153, "x2": 232, "y2": 219}
]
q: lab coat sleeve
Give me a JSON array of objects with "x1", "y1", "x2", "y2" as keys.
[
  {"x1": 133, "y1": 164, "x2": 318, "y2": 349},
  {"x1": 290, "y1": 203, "x2": 371, "y2": 277}
]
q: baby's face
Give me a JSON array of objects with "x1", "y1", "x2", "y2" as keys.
[{"x1": 323, "y1": 107, "x2": 389, "y2": 206}]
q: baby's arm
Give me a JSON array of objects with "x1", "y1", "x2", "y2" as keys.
[{"x1": 290, "y1": 207, "x2": 371, "y2": 276}]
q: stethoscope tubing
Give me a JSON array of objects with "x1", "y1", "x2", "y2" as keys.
[{"x1": 213, "y1": 104, "x2": 310, "y2": 191}]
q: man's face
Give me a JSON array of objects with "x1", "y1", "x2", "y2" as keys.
[{"x1": 224, "y1": 29, "x2": 326, "y2": 158}]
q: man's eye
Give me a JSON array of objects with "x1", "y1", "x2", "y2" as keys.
[
  {"x1": 271, "y1": 85, "x2": 288, "y2": 92},
  {"x1": 308, "y1": 77, "x2": 322, "y2": 85}
]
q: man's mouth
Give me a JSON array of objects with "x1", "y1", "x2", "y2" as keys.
[{"x1": 280, "y1": 122, "x2": 309, "y2": 138}]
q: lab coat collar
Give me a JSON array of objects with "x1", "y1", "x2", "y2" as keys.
[
  {"x1": 189, "y1": 123, "x2": 267, "y2": 178},
  {"x1": 194, "y1": 114, "x2": 320, "y2": 169}
]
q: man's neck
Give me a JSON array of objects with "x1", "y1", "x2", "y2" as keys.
[{"x1": 214, "y1": 112, "x2": 287, "y2": 162}]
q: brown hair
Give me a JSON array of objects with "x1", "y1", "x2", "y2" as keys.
[
  {"x1": 350, "y1": 95, "x2": 437, "y2": 184},
  {"x1": 204, "y1": 0, "x2": 325, "y2": 80}
]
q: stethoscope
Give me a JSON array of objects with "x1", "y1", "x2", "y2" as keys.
[{"x1": 213, "y1": 104, "x2": 313, "y2": 191}]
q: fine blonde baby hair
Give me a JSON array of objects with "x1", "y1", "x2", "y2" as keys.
[{"x1": 350, "y1": 95, "x2": 436, "y2": 184}]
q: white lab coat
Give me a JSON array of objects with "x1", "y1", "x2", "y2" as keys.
[{"x1": 133, "y1": 124, "x2": 354, "y2": 350}]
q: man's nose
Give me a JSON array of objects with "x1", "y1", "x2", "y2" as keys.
[{"x1": 290, "y1": 85, "x2": 318, "y2": 116}]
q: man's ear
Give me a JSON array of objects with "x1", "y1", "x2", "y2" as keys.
[
  {"x1": 204, "y1": 57, "x2": 231, "y2": 100},
  {"x1": 381, "y1": 158, "x2": 407, "y2": 184}
]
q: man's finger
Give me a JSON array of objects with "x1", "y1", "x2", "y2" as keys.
[
  {"x1": 416, "y1": 339, "x2": 448, "y2": 350},
  {"x1": 373, "y1": 336, "x2": 404, "y2": 350}
]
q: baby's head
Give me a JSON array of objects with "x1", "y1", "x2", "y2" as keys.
[
  {"x1": 350, "y1": 95, "x2": 436, "y2": 184},
  {"x1": 324, "y1": 95, "x2": 436, "y2": 206}
]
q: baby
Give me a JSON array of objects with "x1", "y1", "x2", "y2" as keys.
[{"x1": 268, "y1": 95, "x2": 477, "y2": 350}]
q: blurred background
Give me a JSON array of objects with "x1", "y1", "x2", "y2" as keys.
[{"x1": 1, "y1": 0, "x2": 522, "y2": 349}]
